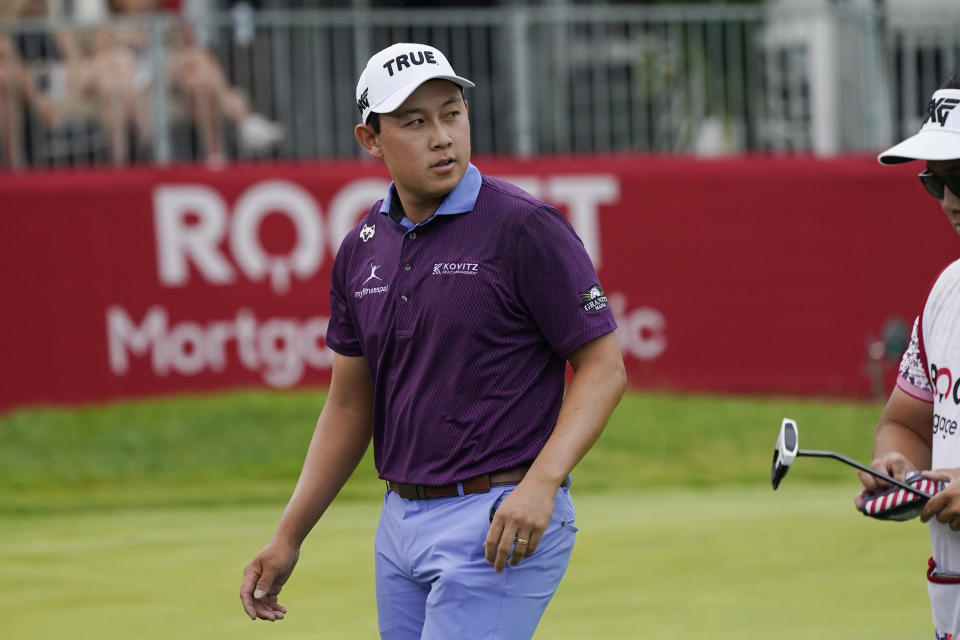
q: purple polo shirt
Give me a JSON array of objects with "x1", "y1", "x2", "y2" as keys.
[{"x1": 326, "y1": 163, "x2": 617, "y2": 485}]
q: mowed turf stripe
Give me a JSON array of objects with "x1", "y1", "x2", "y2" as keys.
[{"x1": 1, "y1": 486, "x2": 931, "y2": 640}]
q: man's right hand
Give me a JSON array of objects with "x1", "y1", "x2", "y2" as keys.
[
  {"x1": 854, "y1": 452, "x2": 916, "y2": 510},
  {"x1": 240, "y1": 540, "x2": 300, "y2": 621}
]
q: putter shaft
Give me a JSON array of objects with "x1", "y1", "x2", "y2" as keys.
[{"x1": 798, "y1": 449, "x2": 933, "y2": 499}]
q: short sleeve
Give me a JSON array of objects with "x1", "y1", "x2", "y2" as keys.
[
  {"x1": 896, "y1": 316, "x2": 933, "y2": 403},
  {"x1": 325, "y1": 235, "x2": 363, "y2": 357},
  {"x1": 513, "y1": 205, "x2": 617, "y2": 357}
]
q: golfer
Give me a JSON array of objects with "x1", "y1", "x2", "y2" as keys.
[
  {"x1": 240, "y1": 42, "x2": 626, "y2": 639},
  {"x1": 856, "y1": 71, "x2": 960, "y2": 636}
]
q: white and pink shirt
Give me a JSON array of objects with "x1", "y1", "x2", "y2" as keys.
[{"x1": 898, "y1": 258, "x2": 960, "y2": 635}]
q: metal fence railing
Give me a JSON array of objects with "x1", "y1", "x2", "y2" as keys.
[
  {"x1": 885, "y1": 0, "x2": 960, "y2": 146},
  {"x1": 1, "y1": 1, "x2": 959, "y2": 170}
]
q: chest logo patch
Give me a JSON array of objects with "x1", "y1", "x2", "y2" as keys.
[
  {"x1": 363, "y1": 264, "x2": 383, "y2": 285},
  {"x1": 355, "y1": 262, "x2": 389, "y2": 299},
  {"x1": 360, "y1": 224, "x2": 376, "y2": 243},
  {"x1": 432, "y1": 262, "x2": 479, "y2": 276},
  {"x1": 581, "y1": 284, "x2": 608, "y2": 312}
]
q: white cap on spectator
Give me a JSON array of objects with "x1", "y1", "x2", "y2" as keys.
[
  {"x1": 356, "y1": 43, "x2": 474, "y2": 125},
  {"x1": 879, "y1": 88, "x2": 960, "y2": 164}
]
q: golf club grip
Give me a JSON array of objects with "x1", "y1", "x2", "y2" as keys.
[{"x1": 797, "y1": 449, "x2": 933, "y2": 499}]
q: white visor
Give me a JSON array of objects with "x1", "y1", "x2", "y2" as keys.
[{"x1": 879, "y1": 89, "x2": 960, "y2": 165}]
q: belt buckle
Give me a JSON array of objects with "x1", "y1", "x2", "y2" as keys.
[{"x1": 389, "y1": 482, "x2": 421, "y2": 500}]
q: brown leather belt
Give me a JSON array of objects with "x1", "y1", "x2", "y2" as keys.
[{"x1": 387, "y1": 465, "x2": 568, "y2": 500}]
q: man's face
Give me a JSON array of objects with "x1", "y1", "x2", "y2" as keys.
[
  {"x1": 926, "y1": 159, "x2": 960, "y2": 237},
  {"x1": 373, "y1": 80, "x2": 471, "y2": 216}
]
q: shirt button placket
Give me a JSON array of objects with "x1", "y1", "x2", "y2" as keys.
[
  {"x1": 399, "y1": 261, "x2": 411, "y2": 302},
  {"x1": 397, "y1": 232, "x2": 416, "y2": 329}
]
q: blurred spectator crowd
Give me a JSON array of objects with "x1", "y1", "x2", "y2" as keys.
[
  {"x1": 3, "y1": 0, "x2": 941, "y2": 169},
  {"x1": 0, "y1": 0, "x2": 284, "y2": 169}
]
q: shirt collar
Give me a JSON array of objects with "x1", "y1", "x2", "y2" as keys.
[{"x1": 379, "y1": 163, "x2": 482, "y2": 229}]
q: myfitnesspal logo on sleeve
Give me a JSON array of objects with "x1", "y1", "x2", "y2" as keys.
[{"x1": 580, "y1": 284, "x2": 608, "y2": 312}]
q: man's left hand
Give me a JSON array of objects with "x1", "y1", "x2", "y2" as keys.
[{"x1": 483, "y1": 478, "x2": 558, "y2": 572}]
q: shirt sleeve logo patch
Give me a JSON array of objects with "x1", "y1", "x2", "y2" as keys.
[
  {"x1": 581, "y1": 284, "x2": 608, "y2": 312},
  {"x1": 360, "y1": 224, "x2": 376, "y2": 242}
]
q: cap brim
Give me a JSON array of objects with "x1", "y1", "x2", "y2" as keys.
[
  {"x1": 879, "y1": 129, "x2": 960, "y2": 165},
  {"x1": 369, "y1": 74, "x2": 475, "y2": 116}
]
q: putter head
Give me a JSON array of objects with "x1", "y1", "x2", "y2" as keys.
[{"x1": 771, "y1": 418, "x2": 799, "y2": 490}]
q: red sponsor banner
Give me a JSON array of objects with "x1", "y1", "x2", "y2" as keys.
[{"x1": 0, "y1": 156, "x2": 957, "y2": 411}]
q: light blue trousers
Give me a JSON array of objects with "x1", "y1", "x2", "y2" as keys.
[{"x1": 374, "y1": 483, "x2": 578, "y2": 640}]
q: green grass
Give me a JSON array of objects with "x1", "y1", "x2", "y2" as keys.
[
  {"x1": 0, "y1": 389, "x2": 884, "y2": 513},
  {"x1": 0, "y1": 487, "x2": 931, "y2": 640},
  {"x1": 0, "y1": 390, "x2": 930, "y2": 638},
  {"x1": 0, "y1": 389, "x2": 355, "y2": 513}
]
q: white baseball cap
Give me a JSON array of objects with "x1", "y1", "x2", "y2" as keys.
[
  {"x1": 879, "y1": 88, "x2": 960, "y2": 164},
  {"x1": 356, "y1": 43, "x2": 474, "y2": 125}
]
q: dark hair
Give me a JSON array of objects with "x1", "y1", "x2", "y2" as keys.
[{"x1": 941, "y1": 71, "x2": 960, "y2": 90}]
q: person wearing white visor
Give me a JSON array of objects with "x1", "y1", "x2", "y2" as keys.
[
  {"x1": 879, "y1": 77, "x2": 960, "y2": 225},
  {"x1": 856, "y1": 71, "x2": 960, "y2": 638}
]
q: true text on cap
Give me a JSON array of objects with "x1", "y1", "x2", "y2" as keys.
[{"x1": 382, "y1": 50, "x2": 438, "y2": 77}]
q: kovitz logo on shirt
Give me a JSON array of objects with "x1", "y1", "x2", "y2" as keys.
[{"x1": 433, "y1": 262, "x2": 479, "y2": 276}]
